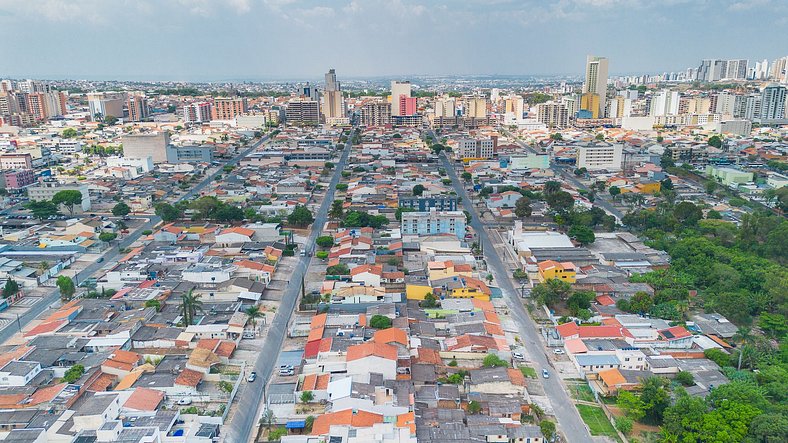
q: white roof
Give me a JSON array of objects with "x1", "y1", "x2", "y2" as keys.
[{"x1": 512, "y1": 231, "x2": 573, "y2": 249}]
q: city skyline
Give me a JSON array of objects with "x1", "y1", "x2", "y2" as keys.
[{"x1": 1, "y1": 0, "x2": 786, "y2": 81}]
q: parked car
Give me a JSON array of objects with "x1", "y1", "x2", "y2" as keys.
[
  {"x1": 247, "y1": 371, "x2": 257, "y2": 382},
  {"x1": 553, "y1": 349, "x2": 565, "y2": 355},
  {"x1": 512, "y1": 351, "x2": 525, "y2": 360},
  {"x1": 177, "y1": 397, "x2": 192, "y2": 405},
  {"x1": 542, "y1": 369, "x2": 550, "y2": 379}
]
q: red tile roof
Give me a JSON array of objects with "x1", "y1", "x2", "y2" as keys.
[
  {"x1": 124, "y1": 387, "x2": 164, "y2": 411},
  {"x1": 346, "y1": 342, "x2": 398, "y2": 362},
  {"x1": 175, "y1": 369, "x2": 203, "y2": 387},
  {"x1": 310, "y1": 409, "x2": 384, "y2": 436}
]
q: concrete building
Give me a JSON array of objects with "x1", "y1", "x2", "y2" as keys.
[
  {"x1": 457, "y1": 138, "x2": 496, "y2": 160},
  {"x1": 434, "y1": 96, "x2": 456, "y2": 117},
  {"x1": 87, "y1": 92, "x2": 125, "y2": 120},
  {"x1": 575, "y1": 142, "x2": 623, "y2": 170},
  {"x1": 580, "y1": 93, "x2": 601, "y2": 119},
  {"x1": 0, "y1": 169, "x2": 35, "y2": 191},
  {"x1": 183, "y1": 102, "x2": 212, "y2": 123},
  {"x1": 398, "y1": 195, "x2": 458, "y2": 211},
  {"x1": 536, "y1": 102, "x2": 568, "y2": 128},
  {"x1": 322, "y1": 69, "x2": 345, "y2": 123},
  {"x1": 583, "y1": 55, "x2": 609, "y2": 118},
  {"x1": 211, "y1": 97, "x2": 248, "y2": 121},
  {"x1": 649, "y1": 90, "x2": 680, "y2": 116},
  {"x1": 724, "y1": 59, "x2": 748, "y2": 80},
  {"x1": 166, "y1": 145, "x2": 214, "y2": 163},
  {"x1": 391, "y1": 81, "x2": 412, "y2": 117},
  {"x1": 286, "y1": 99, "x2": 320, "y2": 126},
  {"x1": 757, "y1": 84, "x2": 787, "y2": 123},
  {"x1": 510, "y1": 154, "x2": 550, "y2": 170},
  {"x1": 0, "y1": 153, "x2": 33, "y2": 170},
  {"x1": 127, "y1": 94, "x2": 150, "y2": 122},
  {"x1": 705, "y1": 166, "x2": 754, "y2": 186},
  {"x1": 466, "y1": 97, "x2": 488, "y2": 118},
  {"x1": 359, "y1": 102, "x2": 391, "y2": 126},
  {"x1": 28, "y1": 182, "x2": 91, "y2": 212},
  {"x1": 401, "y1": 209, "x2": 467, "y2": 239},
  {"x1": 122, "y1": 132, "x2": 170, "y2": 163}
]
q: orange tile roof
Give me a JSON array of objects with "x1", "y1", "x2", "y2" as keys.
[
  {"x1": 396, "y1": 412, "x2": 416, "y2": 435},
  {"x1": 175, "y1": 368, "x2": 203, "y2": 387},
  {"x1": 110, "y1": 350, "x2": 141, "y2": 365},
  {"x1": 29, "y1": 383, "x2": 67, "y2": 405},
  {"x1": 508, "y1": 368, "x2": 527, "y2": 386},
  {"x1": 471, "y1": 299, "x2": 495, "y2": 312},
  {"x1": 221, "y1": 227, "x2": 255, "y2": 237},
  {"x1": 350, "y1": 264, "x2": 383, "y2": 277},
  {"x1": 414, "y1": 348, "x2": 442, "y2": 365},
  {"x1": 124, "y1": 387, "x2": 165, "y2": 411},
  {"x1": 373, "y1": 328, "x2": 408, "y2": 346},
  {"x1": 346, "y1": 342, "x2": 398, "y2": 362},
  {"x1": 215, "y1": 341, "x2": 236, "y2": 358},
  {"x1": 114, "y1": 370, "x2": 144, "y2": 391},
  {"x1": 0, "y1": 346, "x2": 34, "y2": 369},
  {"x1": 358, "y1": 314, "x2": 367, "y2": 327},
  {"x1": 23, "y1": 320, "x2": 66, "y2": 338},
  {"x1": 196, "y1": 339, "x2": 220, "y2": 351},
  {"x1": 598, "y1": 368, "x2": 627, "y2": 387},
  {"x1": 310, "y1": 409, "x2": 384, "y2": 436}
]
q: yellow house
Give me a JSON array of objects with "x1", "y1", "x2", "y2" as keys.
[
  {"x1": 406, "y1": 284, "x2": 432, "y2": 301},
  {"x1": 449, "y1": 287, "x2": 490, "y2": 301},
  {"x1": 635, "y1": 181, "x2": 661, "y2": 194},
  {"x1": 427, "y1": 261, "x2": 473, "y2": 282},
  {"x1": 537, "y1": 260, "x2": 577, "y2": 283}
]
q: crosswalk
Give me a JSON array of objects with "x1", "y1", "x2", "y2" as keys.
[{"x1": 0, "y1": 318, "x2": 15, "y2": 330}]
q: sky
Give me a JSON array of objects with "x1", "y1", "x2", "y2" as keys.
[{"x1": 0, "y1": 0, "x2": 786, "y2": 82}]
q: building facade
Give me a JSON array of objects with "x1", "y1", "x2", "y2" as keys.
[{"x1": 401, "y1": 209, "x2": 467, "y2": 239}]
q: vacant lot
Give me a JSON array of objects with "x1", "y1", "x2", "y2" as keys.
[{"x1": 576, "y1": 404, "x2": 620, "y2": 441}]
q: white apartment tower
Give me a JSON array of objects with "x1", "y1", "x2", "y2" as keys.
[
  {"x1": 390, "y1": 81, "x2": 412, "y2": 117},
  {"x1": 583, "y1": 55, "x2": 609, "y2": 118}
]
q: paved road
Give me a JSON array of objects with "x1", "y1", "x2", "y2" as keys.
[
  {"x1": 440, "y1": 153, "x2": 593, "y2": 442},
  {"x1": 225, "y1": 134, "x2": 353, "y2": 443},
  {"x1": 500, "y1": 129, "x2": 625, "y2": 220},
  {"x1": 0, "y1": 136, "x2": 271, "y2": 345}
]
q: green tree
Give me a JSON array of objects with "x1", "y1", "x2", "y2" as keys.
[
  {"x1": 369, "y1": 315, "x2": 392, "y2": 329},
  {"x1": 326, "y1": 264, "x2": 350, "y2": 275},
  {"x1": 545, "y1": 190, "x2": 574, "y2": 213},
  {"x1": 708, "y1": 135, "x2": 723, "y2": 148},
  {"x1": 412, "y1": 184, "x2": 425, "y2": 196},
  {"x1": 395, "y1": 207, "x2": 415, "y2": 221},
  {"x1": 461, "y1": 171, "x2": 472, "y2": 182},
  {"x1": 215, "y1": 204, "x2": 245, "y2": 222},
  {"x1": 675, "y1": 370, "x2": 695, "y2": 386},
  {"x1": 316, "y1": 236, "x2": 334, "y2": 248},
  {"x1": 543, "y1": 181, "x2": 562, "y2": 195},
  {"x1": 540, "y1": 420, "x2": 556, "y2": 440},
  {"x1": 420, "y1": 292, "x2": 439, "y2": 308},
  {"x1": 56, "y1": 276, "x2": 75, "y2": 301},
  {"x1": 482, "y1": 354, "x2": 509, "y2": 368},
  {"x1": 698, "y1": 400, "x2": 760, "y2": 443},
  {"x1": 2, "y1": 278, "x2": 20, "y2": 299},
  {"x1": 515, "y1": 197, "x2": 532, "y2": 218},
  {"x1": 329, "y1": 200, "x2": 344, "y2": 219},
  {"x1": 300, "y1": 390, "x2": 314, "y2": 403},
  {"x1": 674, "y1": 201, "x2": 703, "y2": 226},
  {"x1": 705, "y1": 181, "x2": 718, "y2": 195},
  {"x1": 245, "y1": 305, "x2": 264, "y2": 330},
  {"x1": 467, "y1": 400, "x2": 482, "y2": 414},
  {"x1": 566, "y1": 290, "x2": 594, "y2": 316},
  {"x1": 617, "y1": 390, "x2": 646, "y2": 421},
  {"x1": 747, "y1": 413, "x2": 788, "y2": 443},
  {"x1": 287, "y1": 205, "x2": 314, "y2": 228},
  {"x1": 549, "y1": 133, "x2": 563, "y2": 141},
  {"x1": 662, "y1": 388, "x2": 706, "y2": 438},
  {"x1": 316, "y1": 251, "x2": 328, "y2": 260},
  {"x1": 639, "y1": 376, "x2": 671, "y2": 424},
  {"x1": 629, "y1": 291, "x2": 654, "y2": 314},
  {"x1": 98, "y1": 231, "x2": 117, "y2": 243},
  {"x1": 144, "y1": 299, "x2": 161, "y2": 311},
  {"x1": 608, "y1": 185, "x2": 621, "y2": 199},
  {"x1": 154, "y1": 203, "x2": 181, "y2": 222},
  {"x1": 218, "y1": 380, "x2": 233, "y2": 393},
  {"x1": 568, "y1": 225, "x2": 595, "y2": 245},
  {"x1": 531, "y1": 278, "x2": 572, "y2": 308},
  {"x1": 112, "y1": 202, "x2": 131, "y2": 216},
  {"x1": 615, "y1": 416, "x2": 633, "y2": 435},
  {"x1": 62, "y1": 364, "x2": 85, "y2": 383},
  {"x1": 104, "y1": 115, "x2": 119, "y2": 125},
  {"x1": 335, "y1": 183, "x2": 349, "y2": 191},
  {"x1": 62, "y1": 127, "x2": 77, "y2": 138},
  {"x1": 180, "y1": 290, "x2": 203, "y2": 326},
  {"x1": 51, "y1": 190, "x2": 83, "y2": 216},
  {"x1": 25, "y1": 200, "x2": 59, "y2": 220}
]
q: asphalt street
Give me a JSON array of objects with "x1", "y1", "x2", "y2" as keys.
[
  {"x1": 0, "y1": 135, "x2": 270, "y2": 346},
  {"x1": 225, "y1": 135, "x2": 353, "y2": 443},
  {"x1": 441, "y1": 153, "x2": 594, "y2": 442}
]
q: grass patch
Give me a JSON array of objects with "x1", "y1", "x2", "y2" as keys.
[
  {"x1": 576, "y1": 404, "x2": 619, "y2": 440},
  {"x1": 569, "y1": 383, "x2": 595, "y2": 402},
  {"x1": 519, "y1": 366, "x2": 537, "y2": 379}
]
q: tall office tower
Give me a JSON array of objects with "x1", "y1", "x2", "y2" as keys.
[
  {"x1": 467, "y1": 97, "x2": 488, "y2": 118},
  {"x1": 583, "y1": 55, "x2": 609, "y2": 118},
  {"x1": 286, "y1": 98, "x2": 320, "y2": 125},
  {"x1": 434, "y1": 95, "x2": 456, "y2": 117},
  {"x1": 649, "y1": 90, "x2": 680, "y2": 116},
  {"x1": 183, "y1": 102, "x2": 212, "y2": 123},
  {"x1": 322, "y1": 68, "x2": 345, "y2": 122},
  {"x1": 725, "y1": 60, "x2": 748, "y2": 80},
  {"x1": 127, "y1": 94, "x2": 150, "y2": 122},
  {"x1": 758, "y1": 84, "x2": 787, "y2": 122},
  {"x1": 87, "y1": 92, "x2": 125, "y2": 120},
  {"x1": 359, "y1": 101, "x2": 391, "y2": 126},
  {"x1": 390, "y1": 81, "x2": 412, "y2": 116},
  {"x1": 302, "y1": 82, "x2": 321, "y2": 103},
  {"x1": 536, "y1": 102, "x2": 569, "y2": 128},
  {"x1": 212, "y1": 97, "x2": 248, "y2": 120},
  {"x1": 697, "y1": 59, "x2": 727, "y2": 82},
  {"x1": 769, "y1": 57, "x2": 788, "y2": 81},
  {"x1": 503, "y1": 97, "x2": 522, "y2": 119},
  {"x1": 325, "y1": 68, "x2": 340, "y2": 92}
]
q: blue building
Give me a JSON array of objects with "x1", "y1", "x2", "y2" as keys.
[
  {"x1": 398, "y1": 195, "x2": 458, "y2": 212},
  {"x1": 401, "y1": 209, "x2": 467, "y2": 239}
]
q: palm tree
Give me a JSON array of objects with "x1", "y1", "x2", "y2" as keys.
[
  {"x1": 245, "y1": 305, "x2": 264, "y2": 332},
  {"x1": 260, "y1": 409, "x2": 275, "y2": 434},
  {"x1": 180, "y1": 290, "x2": 203, "y2": 326},
  {"x1": 733, "y1": 326, "x2": 753, "y2": 370}
]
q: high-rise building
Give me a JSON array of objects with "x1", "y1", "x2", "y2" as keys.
[
  {"x1": 575, "y1": 142, "x2": 623, "y2": 170},
  {"x1": 757, "y1": 84, "x2": 787, "y2": 123},
  {"x1": 286, "y1": 98, "x2": 320, "y2": 125},
  {"x1": 457, "y1": 138, "x2": 496, "y2": 160},
  {"x1": 322, "y1": 69, "x2": 345, "y2": 123},
  {"x1": 467, "y1": 98, "x2": 488, "y2": 118},
  {"x1": 754, "y1": 59, "x2": 769, "y2": 80},
  {"x1": 212, "y1": 97, "x2": 248, "y2": 121},
  {"x1": 127, "y1": 94, "x2": 150, "y2": 122},
  {"x1": 696, "y1": 59, "x2": 727, "y2": 82},
  {"x1": 183, "y1": 102, "x2": 212, "y2": 123},
  {"x1": 536, "y1": 102, "x2": 569, "y2": 128},
  {"x1": 390, "y1": 81, "x2": 412, "y2": 117},
  {"x1": 583, "y1": 55, "x2": 609, "y2": 118},
  {"x1": 324, "y1": 68, "x2": 340, "y2": 92},
  {"x1": 580, "y1": 93, "x2": 601, "y2": 119},
  {"x1": 42, "y1": 91, "x2": 67, "y2": 118},
  {"x1": 302, "y1": 82, "x2": 321, "y2": 103},
  {"x1": 434, "y1": 96, "x2": 456, "y2": 117},
  {"x1": 503, "y1": 97, "x2": 522, "y2": 119},
  {"x1": 769, "y1": 57, "x2": 788, "y2": 81},
  {"x1": 360, "y1": 102, "x2": 391, "y2": 126},
  {"x1": 724, "y1": 59, "x2": 748, "y2": 80},
  {"x1": 398, "y1": 95, "x2": 417, "y2": 116},
  {"x1": 87, "y1": 92, "x2": 125, "y2": 120},
  {"x1": 649, "y1": 90, "x2": 680, "y2": 116},
  {"x1": 744, "y1": 94, "x2": 762, "y2": 121}
]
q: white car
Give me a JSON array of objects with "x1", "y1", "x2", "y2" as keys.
[
  {"x1": 177, "y1": 397, "x2": 192, "y2": 405},
  {"x1": 512, "y1": 352, "x2": 525, "y2": 360},
  {"x1": 247, "y1": 371, "x2": 257, "y2": 382},
  {"x1": 542, "y1": 369, "x2": 550, "y2": 379},
  {"x1": 553, "y1": 349, "x2": 565, "y2": 355}
]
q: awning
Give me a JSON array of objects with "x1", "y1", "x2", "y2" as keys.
[{"x1": 286, "y1": 420, "x2": 305, "y2": 429}]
